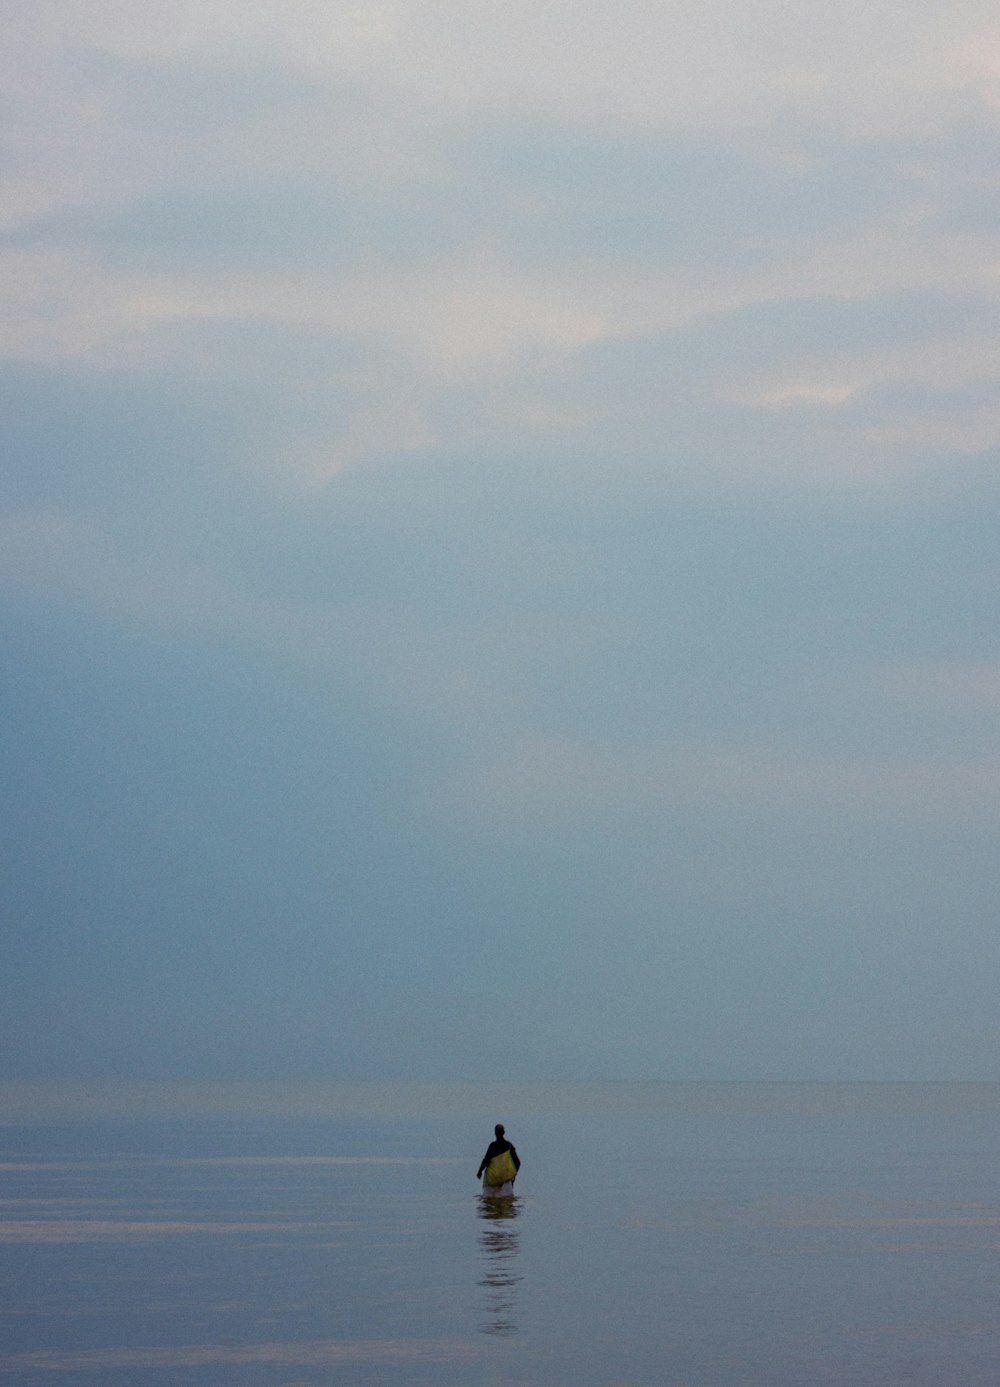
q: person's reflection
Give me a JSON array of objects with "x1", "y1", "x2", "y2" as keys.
[{"x1": 477, "y1": 1194, "x2": 521, "y2": 1336}]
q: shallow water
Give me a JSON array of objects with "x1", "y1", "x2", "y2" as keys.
[{"x1": 2, "y1": 1082, "x2": 1000, "y2": 1384}]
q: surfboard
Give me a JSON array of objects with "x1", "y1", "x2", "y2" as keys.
[{"x1": 483, "y1": 1148, "x2": 517, "y2": 1188}]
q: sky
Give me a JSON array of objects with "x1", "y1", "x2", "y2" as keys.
[{"x1": 3, "y1": 0, "x2": 1000, "y2": 1083}]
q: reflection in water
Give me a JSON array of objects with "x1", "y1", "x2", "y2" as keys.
[{"x1": 477, "y1": 1195, "x2": 521, "y2": 1337}]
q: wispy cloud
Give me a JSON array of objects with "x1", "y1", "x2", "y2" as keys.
[
  {"x1": 3, "y1": 0, "x2": 998, "y2": 483},
  {"x1": 437, "y1": 733, "x2": 1000, "y2": 826}
]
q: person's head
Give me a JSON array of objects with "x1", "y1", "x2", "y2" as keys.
[{"x1": 495, "y1": 1123, "x2": 505, "y2": 1138}]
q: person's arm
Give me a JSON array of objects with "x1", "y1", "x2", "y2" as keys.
[{"x1": 509, "y1": 1144, "x2": 520, "y2": 1172}]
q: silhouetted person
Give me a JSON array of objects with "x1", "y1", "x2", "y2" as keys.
[{"x1": 477, "y1": 1123, "x2": 520, "y2": 1194}]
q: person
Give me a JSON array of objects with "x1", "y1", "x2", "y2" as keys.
[{"x1": 477, "y1": 1123, "x2": 520, "y2": 1195}]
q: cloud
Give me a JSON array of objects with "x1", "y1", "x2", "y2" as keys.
[
  {"x1": 879, "y1": 660, "x2": 1000, "y2": 712},
  {"x1": 3, "y1": 0, "x2": 1000, "y2": 1083},
  {"x1": 2, "y1": 0, "x2": 997, "y2": 494},
  {"x1": 9, "y1": 0, "x2": 991, "y2": 134},
  {"x1": 0, "y1": 508, "x2": 261, "y2": 632},
  {"x1": 436, "y1": 733, "x2": 1000, "y2": 829}
]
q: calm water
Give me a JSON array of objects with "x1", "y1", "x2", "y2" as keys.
[{"x1": 3, "y1": 1082, "x2": 1000, "y2": 1385}]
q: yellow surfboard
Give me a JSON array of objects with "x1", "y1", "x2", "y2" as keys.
[{"x1": 483, "y1": 1149, "x2": 517, "y2": 1187}]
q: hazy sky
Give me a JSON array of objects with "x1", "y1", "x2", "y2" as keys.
[{"x1": 4, "y1": 0, "x2": 1000, "y2": 1082}]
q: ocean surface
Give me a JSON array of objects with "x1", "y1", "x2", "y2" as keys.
[{"x1": 3, "y1": 1081, "x2": 1000, "y2": 1385}]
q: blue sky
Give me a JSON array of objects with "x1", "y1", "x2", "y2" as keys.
[{"x1": 3, "y1": 0, "x2": 1000, "y2": 1081}]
